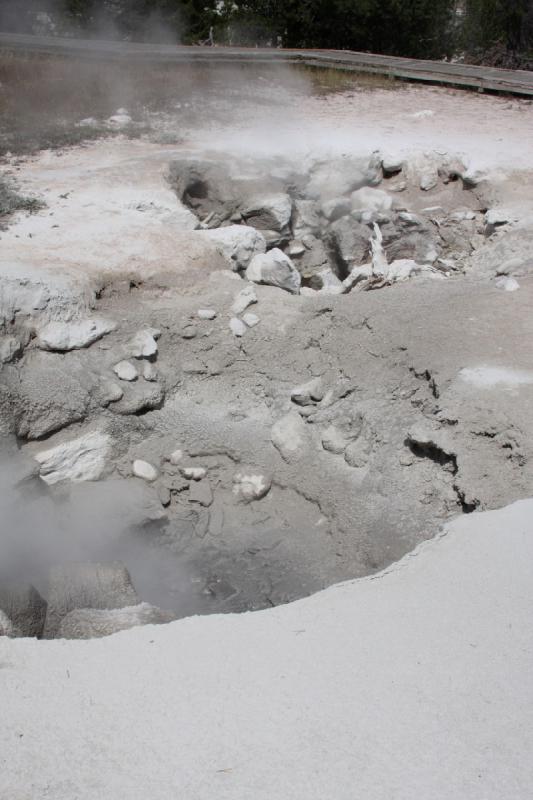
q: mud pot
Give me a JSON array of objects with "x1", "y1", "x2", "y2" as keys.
[{"x1": 1, "y1": 69, "x2": 533, "y2": 639}]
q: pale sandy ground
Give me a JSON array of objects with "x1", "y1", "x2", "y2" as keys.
[
  {"x1": 1, "y1": 500, "x2": 532, "y2": 800},
  {"x1": 1, "y1": 83, "x2": 533, "y2": 798}
]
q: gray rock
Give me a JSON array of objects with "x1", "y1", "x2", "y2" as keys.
[
  {"x1": 0, "y1": 583, "x2": 47, "y2": 638},
  {"x1": 167, "y1": 158, "x2": 239, "y2": 222},
  {"x1": 295, "y1": 236, "x2": 331, "y2": 283},
  {"x1": 130, "y1": 330, "x2": 158, "y2": 359},
  {"x1": 271, "y1": 411, "x2": 309, "y2": 463},
  {"x1": 200, "y1": 225, "x2": 266, "y2": 271},
  {"x1": 322, "y1": 425, "x2": 349, "y2": 454},
  {"x1": 43, "y1": 561, "x2": 139, "y2": 639},
  {"x1": 292, "y1": 199, "x2": 321, "y2": 239},
  {"x1": 291, "y1": 377, "x2": 324, "y2": 406},
  {"x1": 182, "y1": 325, "x2": 197, "y2": 339},
  {"x1": 6, "y1": 353, "x2": 92, "y2": 440},
  {"x1": 326, "y1": 217, "x2": 372, "y2": 271},
  {"x1": 246, "y1": 248, "x2": 301, "y2": 294},
  {"x1": 420, "y1": 173, "x2": 439, "y2": 192},
  {"x1": 57, "y1": 602, "x2": 175, "y2": 639},
  {"x1": 344, "y1": 440, "x2": 370, "y2": 468},
  {"x1": 112, "y1": 382, "x2": 164, "y2": 415},
  {"x1": 0, "y1": 336, "x2": 22, "y2": 364},
  {"x1": 241, "y1": 193, "x2": 292, "y2": 232}
]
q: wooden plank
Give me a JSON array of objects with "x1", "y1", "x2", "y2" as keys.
[{"x1": 1, "y1": 32, "x2": 532, "y2": 97}]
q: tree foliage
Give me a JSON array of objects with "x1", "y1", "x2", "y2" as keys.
[
  {"x1": 3, "y1": 0, "x2": 532, "y2": 58},
  {"x1": 462, "y1": 0, "x2": 533, "y2": 53}
]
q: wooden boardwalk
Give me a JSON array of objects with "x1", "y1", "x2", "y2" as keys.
[{"x1": 1, "y1": 31, "x2": 533, "y2": 97}]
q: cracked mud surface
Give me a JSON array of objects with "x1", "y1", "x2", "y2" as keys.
[{"x1": 1, "y1": 79, "x2": 533, "y2": 636}]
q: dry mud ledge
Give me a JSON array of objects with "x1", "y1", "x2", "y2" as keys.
[{"x1": 1, "y1": 501, "x2": 533, "y2": 799}]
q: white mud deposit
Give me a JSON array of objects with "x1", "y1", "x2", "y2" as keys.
[{"x1": 1, "y1": 82, "x2": 533, "y2": 640}]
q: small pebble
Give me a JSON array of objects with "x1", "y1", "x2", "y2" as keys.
[
  {"x1": 113, "y1": 360, "x2": 138, "y2": 381},
  {"x1": 182, "y1": 325, "x2": 197, "y2": 339},
  {"x1": 242, "y1": 312, "x2": 260, "y2": 328},
  {"x1": 133, "y1": 459, "x2": 158, "y2": 482},
  {"x1": 197, "y1": 308, "x2": 217, "y2": 320},
  {"x1": 230, "y1": 318, "x2": 247, "y2": 337},
  {"x1": 169, "y1": 449, "x2": 184, "y2": 465},
  {"x1": 180, "y1": 466, "x2": 207, "y2": 481}
]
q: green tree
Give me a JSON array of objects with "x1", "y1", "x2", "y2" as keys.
[{"x1": 463, "y1": 0, "x2": 533, "y2": 52}]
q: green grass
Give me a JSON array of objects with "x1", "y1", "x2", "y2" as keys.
[{"x1": 0, "y1": 178, "x2": 44, "y2": 219}]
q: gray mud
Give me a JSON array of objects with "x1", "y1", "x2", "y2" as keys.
[{"x1": 1, "y1": 102, "x2": 533, "y2": 638}]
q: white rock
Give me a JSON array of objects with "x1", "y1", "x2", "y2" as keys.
[
  {"x1": 351, "y1": 187, "x2": 392, "y2": 214},
  {"x1": 381, "y1": 154, "x2": 403, "y2": 174},
  {"x1": 35, "y1": 431, "x2": 111, "y2": 485},
  {"x1": 242, "y1": 193, "x2": 293, "y2": 231},
  {"x1": 180, "y1": 466, "x2": 207, "y2": 481},
  {"x1": 242, "y1": 312, "x2": 260, "y2": 328},
  {"x1": 246, "y1": 248, "x2": 301, "y2": 294},
  {"x1": 485, "y1": 209, "x2": 512, "y2": 228},
  {"x1": 197, "y1": 308, "x2": 217, "y2": 320},
  {"x1": 271, "y1": 411, "x2": 309, "y2": 463},
  {"x1": 231, "y1": 286, "x2": 257, "y2": 315},
  {"x1": 132, "y1": 459, "x2": 158, "y2": 482},
  {"x1": 233, "y1": 470, "x2": 272, "y2": 502},
  {"x1": 169, "y1": 449, "x2": 184, "y2": 465},
  {"x1": 420, "y1": 173, "x2": 439, "y2": 191},
  {"x1": 113, "y1": 360, "x2": 138, "y2": 381},
  {"x1": 130, "y1": 330, "x2": 158, "y2": 359},
  {"x1": 199, "y1": 225, "x2": 266, "y2": 270},
  {"x1": 495, "y1": 276, "x2": 520, "y2": 292},
  {"x1": 37, "y1": 318, "x2": 116, "y2": 352},
  {"x1": 291, "y1": 377, "x2": 324, "y2": 405},
  {"x1": 229, "y1": 318, "x2": 247, "y2": 337}
]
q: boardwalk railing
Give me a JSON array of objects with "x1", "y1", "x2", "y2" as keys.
[{"x1": 1, "y1": 32, "x2": 532, "y2": 97}]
